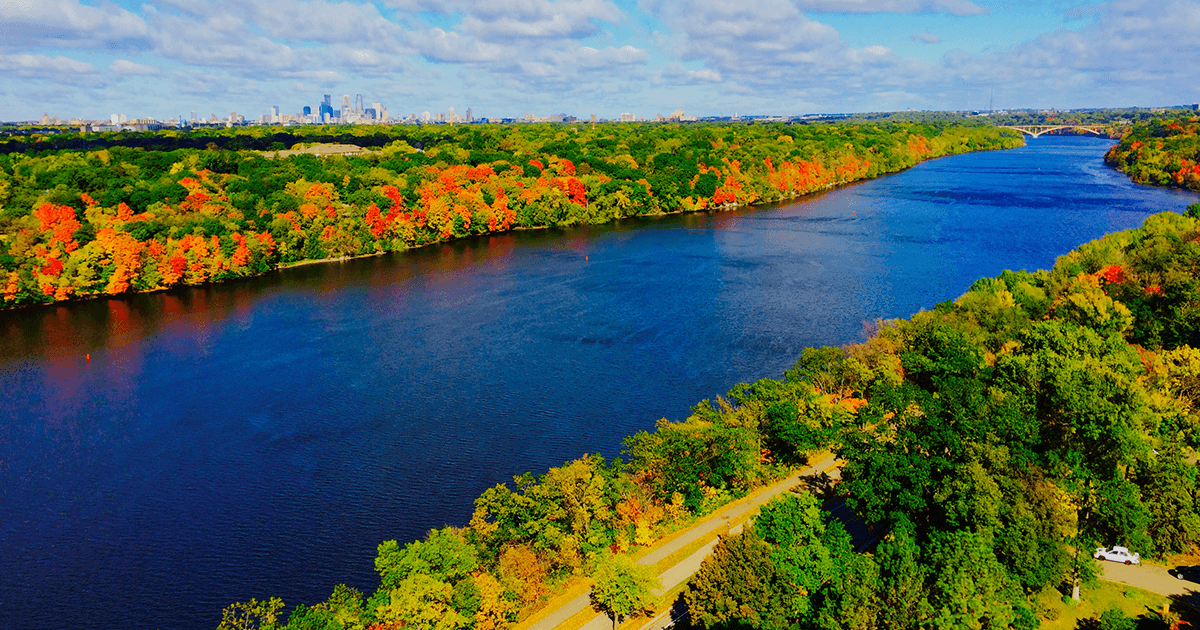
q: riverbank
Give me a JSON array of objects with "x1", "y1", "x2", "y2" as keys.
[
  {"x1": 1105, "y1": 115, "x2": 1200, "y2": 192},
  {"x1": 213, "y1": 207, "x2": 1200, "y2": 630},
  {"x1": 0, "y1": 123, "x2": 1023, "y2": 310}
]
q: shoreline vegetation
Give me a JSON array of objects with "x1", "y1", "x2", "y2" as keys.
[
  {"x1": 1106, "y1": 115, "x2": 1200, "y2": 192},
  {"x1": 0, "y1": 121, "x2": 1023, "y2": 309},
  {"x1": 218, "y1": 208, "x2": 1200, "y2": 630}
]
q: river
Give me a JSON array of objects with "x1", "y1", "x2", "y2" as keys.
[{"x1": 2, "y1": 136, "x2": 1198, "y2": 630}]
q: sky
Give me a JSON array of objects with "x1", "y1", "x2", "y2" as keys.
[{"x1": 0, "y1": 0, "x2": 1197, "y2": 122}]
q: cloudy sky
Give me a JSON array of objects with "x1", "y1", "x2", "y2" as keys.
[{"x1": 0, "y1": 0, "x2": 1195, "y2": 122}]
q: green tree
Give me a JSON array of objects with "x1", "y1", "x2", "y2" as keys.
[
  {"x1": 874, "y1": 520, "x2": 926, "y2": 630},
  {"x1": 282, "y1": 605, "x2": 340, "y2": 630},
  {"x1": 753, "y1": 492, "x2": 841, "y2": 621},
  {"x1": 374, "y1": 574, "x2": 468, "y2": 630},
  {"x1": 591, "y1": 552, "x2": 660, "y2": 630},
  {"x1": 374, "y1": 527, "x2": 478, "y2": 590},
  {"x1": 925, "y1": 530, "x2": 1030, "y2": 630},
  {"x1": 814, "y1": 553, "x2": 881, "y2": 630},
  {"x1": 1135, "y1": 440, "x2": 1200, "y2": 553},
  {"x1": 684, "y1": 529, "x2": 785, "y2": 630},
  {"x1": 218, "y1": 597, "x2": 285, "y2": 630},
  {"x1": 622, "y1": 401, "x2": 763, "y2": 510},
  {"x1": 318, "y1": 584, "x2": 365, "y2": 630},
  {"x1": 995, "y1": 320, "x2": 1152, "y2": 543}
]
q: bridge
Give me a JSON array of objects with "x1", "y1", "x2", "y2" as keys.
[{"x1": 997, "y1": 124, "x2": 1105, "y2": 138}]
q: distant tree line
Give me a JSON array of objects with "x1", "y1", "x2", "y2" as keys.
[{"x1": 0, "y1": 121, "x2": 1021, "y2": 308}]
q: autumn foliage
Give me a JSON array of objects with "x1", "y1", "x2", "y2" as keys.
[
  {"x1": 1107, "y1": 115, "x2": 1200, "y2": 190},
  {"x1": 0, "y1": 122, "x2": 1020, "y2": 307}
]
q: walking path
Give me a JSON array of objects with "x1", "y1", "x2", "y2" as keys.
[{"x1": 527, "y1": 454, "x2": 841, "y2": 630}]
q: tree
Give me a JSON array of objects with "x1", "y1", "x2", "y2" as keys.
[
  {"x1": 525, "y1": 455, "x2": 617, "y2": 557},
  {"x1": 874, "y1": 521, "x2": 926, "y2": 630},
  {"x1": 1135, "y1": 440, "x2": 1200, "y2": 553},
  {"x1": 925, "y1": 530, "x2": 1030, "y2": 630},
  {"x1": 472, "y1": 572, "x2": 516, "y2": 630},
  {"x1": 591, "y1": 552, "x2": 660, "y2": 630},
  {"x1": 622, "y1": 400, "x2": 764, "y2": 510},
  {"x1": 496, "y1": 544, "x2": 548, "y2": 608},
  {"x1": 684, "y1": 529, "x2": 785, "y2": 630},
  {"x1": 282, "y1": 605, "x2": 340, "y2": 630},
  {"x1": 320, "y1": 584, "x2": 365, "y2": 630},
  {"x1": 994, "y1": 319, "x2": 1153, "y2": 596},
  {"x1": 218, "y1": 597, "x2": 285, "y2": 630},
  {"x1": 374, "y1": 574, "x2": 467, "y2": 630},
  {"x1": 374, "y1": 527, "x2": 478, "y2": 590},
  {"x1": 839, "y1": 317, "x2": 999, "y2": 537},
  {"x1": 814, "y1": 553, "x2": 880, "y2": 630},
  {"x1": 753, "y1": 492, "x2": 838, "y2": 621}
]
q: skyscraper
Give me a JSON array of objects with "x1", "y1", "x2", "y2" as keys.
[
  {"x1": 355, "y1": 94, "x2": 364, "y2": 112},
  {"x1": 319, "y1": 95, "x2": 333, "y2": 122}
]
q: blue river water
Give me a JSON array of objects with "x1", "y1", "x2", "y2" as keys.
[{"x1": 1, "y1": 136, "x2": 1198, "y2": 630}]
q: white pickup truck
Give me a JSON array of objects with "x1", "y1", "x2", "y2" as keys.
[{"x1": 1094, "y1": 546, "x2": 1140, "y2": 565}]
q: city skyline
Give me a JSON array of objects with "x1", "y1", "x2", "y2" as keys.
[
  {"x1": 2, "y1": 0, "x2": 1197, "y2": 122},
  {"x1": 29, "y1": 90, "x2": 723, "y2": 127}
]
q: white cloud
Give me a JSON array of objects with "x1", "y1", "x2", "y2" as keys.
[
  {"x1": 454, "y1": 0, "x2": 624, "y2": 41},
  {"x1": 110, "y1": 59, "x2": 159, "y2": 75},
  {"x1": 383, "y1": 0, "x2": 641, "y2": 92},
  {"x1": 796, "y1": 0, "x2": 987, "y2": 15},
  {"x1": 149, "y1": 0, "x2": 414, "y2": 60},
  {"x1": 655, "y1": 62, "x2": 722, "y2": 84},
  {"x1": 408, "y1": 28, "x2": 511, "y2": 63},
  {"x1": 0, "y1": 53, "x2": 96, "y2": 75},
  {"x1": 640, "y1": 0, "x2": 909, "y2": 92},
  {"x1": 574, "y1": 45, "x2": 647, "y2": 68},
  {"x1": 937, "y1": 0, "x2": 1200, "y2": 106},
  {"x1": 0, "y1": 0, "x2": 149, "y2": 49},
  {"x1": 144, "y1": 7, "x2": 308, "y2": 72}
]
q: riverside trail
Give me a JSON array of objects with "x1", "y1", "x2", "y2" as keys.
[{"x1": 526, "y1": 454, "x2": 841, "y2": 630}]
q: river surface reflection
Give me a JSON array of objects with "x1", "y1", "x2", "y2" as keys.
[{"x1": 2, "y1": 136, "x2": 1199, "y2": 630}]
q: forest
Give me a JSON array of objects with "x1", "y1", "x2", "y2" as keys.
[
  {"x1": 1106, "y1": 115, "x2": 1200, "y2": 190},
  {"x1": 0, "y1": 121, "x2": 1021, "y2": 308},
  {"x1": 215, "y1": 205, "x2": 1200, "y2": 630}
]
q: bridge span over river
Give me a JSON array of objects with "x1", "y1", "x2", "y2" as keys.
[{"x1": 998, "y1": 124, "x2": 1105, "y2": 138}]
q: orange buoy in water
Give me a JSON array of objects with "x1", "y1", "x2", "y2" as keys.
[
  {"x1": 852, "y1": 211, "x2": 856, "y2": 216},
  {"x1": 86, "y1": 354, "x2": 91, "y2": 363},
  {"x1": 585, "y1": 256, "x2": 589, "y2": 261}
]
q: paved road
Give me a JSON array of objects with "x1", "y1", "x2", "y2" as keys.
[
  {"x1": 528, "y1": 454, "x2": 841, "y2": 630},
  {"x1": 1102, "y1": 560, "x2": 1200, "y2": 600}
]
